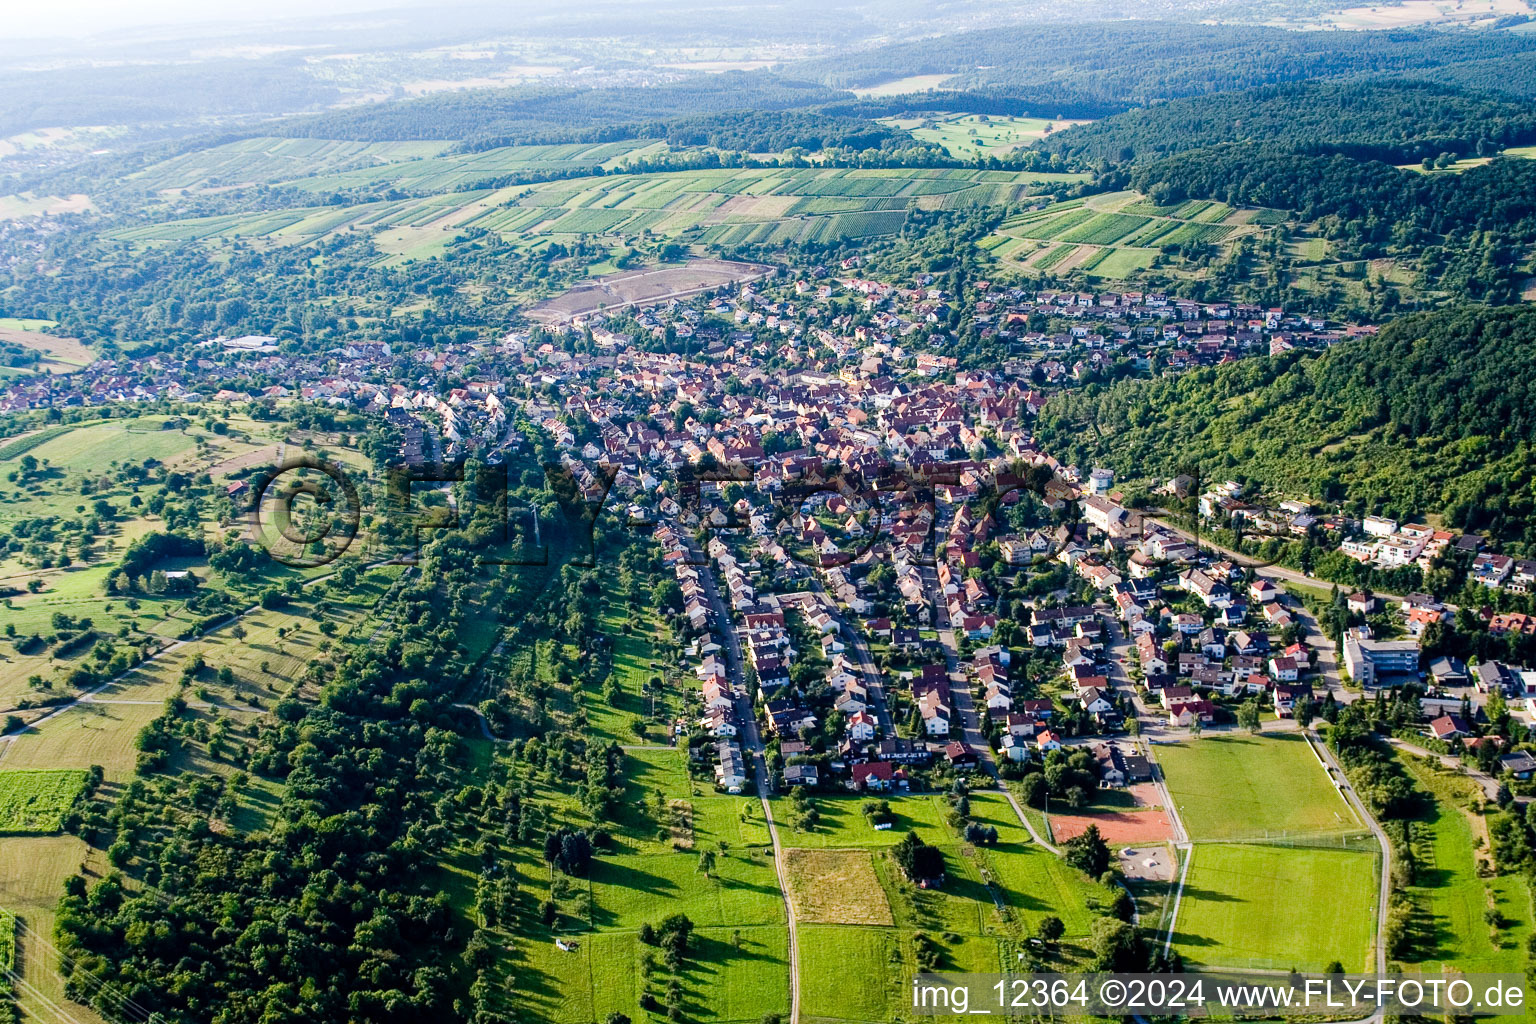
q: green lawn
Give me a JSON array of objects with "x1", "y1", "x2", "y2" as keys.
[
  {"x1": 1171, "y1": 843, "x2": 1378, "y2": 971},
  {"x1": 1156, "y1": 734, "x2": 1360, "y2": 841},
  {"x1": 588, "y1": 848, "x2": 784, "y2": 930},
  {"x1": 503, "y1": 924, "x2": 788, "y2": 1024},
  {"x1": 1396, "y1": 752, "x2": 1534, "y2": 974},
  {"x1": 967, "y1": 793, "x2": 1111, "y2": 937},
  {"x1": 770, "y1": 792, "x2": 954, "y2": 848},
  {"x1": 799, "y1": 925, "x2": 904, "y2": 1021},
  {"x1": 469, "y1": 744, "x2": 790, "y2": 1023}
]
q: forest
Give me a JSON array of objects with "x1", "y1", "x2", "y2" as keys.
[
  {"x1": 277, "y1": 75, "x2": 851, "y2": 149},
  {"x1": 657, "y1": 110, "x2": 899, "y2": 154},
  {"x1": 1036, "y1": 79, "x2": 1536, "y2": 165},
  {"x1": 1038, "y1": 304, "x2": 1536, "y2": 551},
  {"x1": 789, "y1": 22, "x2": 1536, "y2": 102}
]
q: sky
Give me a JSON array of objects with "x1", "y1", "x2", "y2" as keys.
[{"x1": 7, "y1": 0, "x2": 423, "y2": 39}]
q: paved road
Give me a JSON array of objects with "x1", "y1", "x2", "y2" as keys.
[
  {"x1": 1306, "y1": 730, "x2": 1391, "y2": 978},
  {"x1": 913, "y1": 527, "x2": 1062, "y2": 851},
  {"x1": 1148, "y1": 515, "x2": 1411, "y2": 607},
  {"x1": 810, "y1": 578, "x2": 894, "y2": 733},
  {"x1": 689, "y1": 532, "x2": 801, "y2": 1024}
]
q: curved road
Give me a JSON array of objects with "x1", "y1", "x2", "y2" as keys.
[{"x1": 1148, "y1": 515, "x2": 1411, "y2": 606}]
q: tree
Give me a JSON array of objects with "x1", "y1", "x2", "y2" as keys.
[
  {"x1": 1089, "y1": 916, "x2": 1147, "y2": 972},
  {"x1": 656, "y1": 913, "x2": 695, "y2": 961},
  {"x1": 1109, "y1": 886, "x2": 1136, "y2": 922},
  {"x1": 1294, "y1": 696, "x2": 1316, "y2": 729},
  {"x1": 1237, "y1": 698, "x2": 1263, "y2": 734},
  {"x1": 893, "y1": 831, "x2": 945, "y2": 883},
  {"x1": 1189, "y1": 714, "x2": 1203, "y2": 740},
  {"x1": 544, "y1": 827, "x2": 594, "y2": 876},
  {"x1": 696, "y1": 850, "x2": 716, "y2": 878},
  {"x1": 1020, "y1": 773, "x2": 1050, "y2": 808},
  {"x1": 1036, "y1": 915, "x2": 1065, "y2": 948},
  {"x1": 1064, "y1": 825, "x2": 1111, "y2": 878}
]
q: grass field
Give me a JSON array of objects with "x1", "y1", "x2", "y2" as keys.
[
  {"x1": 799, "y1": 924, "x2": 905, "y2": 1020},
  {"x1": 780, "y1": 791, "x2": 1111, "y2": 1022},
  {"x1": 1156, "y1": 733, "x2": 1361, "y2": 841},
  {"x1": 0, "y1": 413, "x2": 384, "y2": 707},
  {"x1": 471, "y1": 744, "x2": 792, "y2": 1024},
  {"x1": 879, "y1": 113, "x2": 1092, "y2": 158},
  {"x1": 772, "y1": 792, "x2": 955, "y2": 848},
  {"x1": 1396, "y1": 751, "x2": 1534, "y2": 974},
  {"x1": 1170, "y1": 843, "x2": 1378, "y2": 971},
  {"x1": 0, "y1": 834, "x2": 110, "y2": 1024},
  {"x1": 0, "y1": 769, "x2": 88, "y2": 832},
  {"x1": 782, "y1": 848, "x2": 894, "y2": 925}
]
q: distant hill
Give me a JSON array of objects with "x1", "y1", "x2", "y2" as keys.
[
  {"x1": 1037, "y1": 304, "x2": 1536, "y2": 551},
  {"x1": 1035, "y1": 79, "x2": 1536, "y2": 165},
  {"x1": 788, "y1": 22, "x2": 1536, "y2": 103},
  {"x1": 1409, "y1": 51, "x2": 1536, "y2": 100},
  {"x1": 274, "y1": 75, "x2": 851, "y2": 146}
]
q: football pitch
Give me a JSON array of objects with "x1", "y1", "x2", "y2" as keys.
[
  {"x1": 1155, "y1": 733, "x2": 1361, "y2": 841},
  {"x1": 1170, "y1": 843, "x2": 1378, "y2": 971}
]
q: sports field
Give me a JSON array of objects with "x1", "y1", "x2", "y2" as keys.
[
  {"x1": 1170, "y1": 843, "x2": 1378, "y2": 971},
  {"x1": 1156, "y1": 733, "x2": 1360, "y2": 841}
]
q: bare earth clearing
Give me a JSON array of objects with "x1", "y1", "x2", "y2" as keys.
[{"x1": 526, "y1": 258, "x2": 773, "y2": 323}]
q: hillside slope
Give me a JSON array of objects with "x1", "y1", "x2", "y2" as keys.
[
  {"x1": 1035, "y1": 79, "x2": 1536, "y2": 165},
  {"x1": 1038, "y1": 304, "x2": 1536, "y2": 550}
]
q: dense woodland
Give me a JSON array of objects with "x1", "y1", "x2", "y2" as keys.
[
  {"x1": 279, "y1": 76, "x2": 851, "y2": 149},
  {"x1": 792, "y1": 22, "x2": 1536, "y2": 101},
  {"x1": 1037, "y1": 79, "x2": 1536, "y2": 165},
  {"x1": 657, "y1": 110, "x2": 899, "y2": 154},
  {"x1": 1039, "y1": 304, "x2": 1536, "y2": 551}
]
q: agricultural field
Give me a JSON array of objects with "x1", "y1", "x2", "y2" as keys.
[
  {"x1": 1155, "y1": 733, "x2": 1362, "y2": 842},
  {"x1": 982, "y1": 189, "x2": 1279, "y2": 282},
  {"x1": 1169, "y1": 843, "x2": 1379, "y2": 971},
  {"x1": 0, "y1": 319, "x2": 95, "y2": 374},
  {"x1": 783, "y1": 848, "x2": 895, "y2": 925},
  {"x1": 0, "y1": 769, "x2": 88, "y2": 832},
  {"x1": 111, "y1": 166, "x2": 1083, "y2": 262},
  {"x1": 0, "y1": 193, "x2": 93, "y2": 220},
  {"x1": 527, "y1": 259, "x2": 770, "y2": 323},
  {"x1": 124, "y1": 137, "x2": 668, "y2": 195},
  {"x1": 879, "y1": 113, "x2": 1093, "y2": 158},
  {"x1": 783, "y1": 791, "x2": 1114, "y2": 1022}
]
